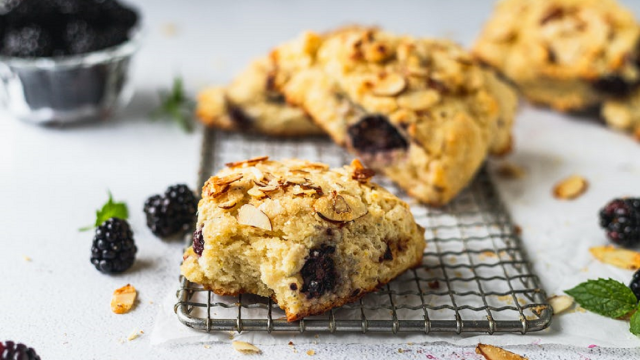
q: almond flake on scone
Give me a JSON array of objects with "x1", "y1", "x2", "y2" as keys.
[
  {"x1": 180, "y1": 158, "x2": 425, "y2": 321},
  {"x1": 270, "y1": 28, "x2": 517, "y2": 206}
]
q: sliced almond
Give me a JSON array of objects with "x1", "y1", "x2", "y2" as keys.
[
  {"x1": 226, "y1": 156, "x2": 269, "y2": 168},
  {"x1": 553, "y1": 175, "x2": 588, "y2": 200},
  {"x1": 232, "y1": 341, "x2": 261, "y2": 354},
  {"x1": 590, "y1": 245, "x2": 640, "y2": 270},
  {"x1": 237, "y1": 204, "x2": 272, "y2": 231},
  {"x1": 111, "y1": 284, "x2": 137, "y2": 314},
  {"x1": 475, "y1": 343, "x2": 528, "y2": 360},
  {"x1": 249, "y1": 167, "x2": 264, "y2": 182},
  {"x1": 372, "y1": 73, "x2": 407, "y2": 96},
  {"x1": 257, "y1": 184, "x2": 279, "y2": 192},
  {"x1": 548, "y1": 295, "x2": 574, "y2": 315},
  {"x1": 286, "y1": 176, "x2": 308, "y2": 185},
  {"x1": 213, "y1": 173, "x2": 243, "y2": 186},
  {"x1": 495, "y1": 162, "x2": 526, "y2": 180},
  {"x1": 350, "y1": 159, "x2": 375, "y2": 183},
  {"x1": 247, "y1": 187, "x2": 267, "y2": 199},
  {"x1": 397, "y1": 90, "x2": 440, "y2": 111},
  {"x1": 314, "y1": 191, "x2": 368, "y2": 223}
]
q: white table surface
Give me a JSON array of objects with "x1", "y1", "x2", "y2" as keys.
[{"x1": 2, "y1": 0, "x2": 640, "y2": 359}]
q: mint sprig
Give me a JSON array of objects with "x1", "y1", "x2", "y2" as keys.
[
  {"x1": 565, "y1": 278, "x2": 640, "y2": 336},
  {"x1": 79, "y1": 192, "x2": 129, "y2": 231},
  {"x1": 151, "y1": 77, "x2": 195, "y2": 132}
]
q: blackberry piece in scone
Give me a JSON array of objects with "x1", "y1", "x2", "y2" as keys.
[
  {"x1": 473, "y1": 0, "x2": 640, "y2": 138},
  {"x1": 271, "y1": 28, "x2": 517, "y2": 206},
  {"x1": 180, "y1": 157, "x2": 425, "y2": 321},
  {"x1": 196, "y1": 57, "x2": 324, "y2": 137}
]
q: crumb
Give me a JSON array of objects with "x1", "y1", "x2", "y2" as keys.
[
  {"x1": 398, "y1": 349, "x2": 404, "y2": 353},
  {"x1": 553, "y1": 175, "x2": 588, "y2": 200},
  {"x1": 407, "y1": 342, "x2": 414, "y2": 345},
  {"x1": 288, "y1": 341, "x2": 294, "y2": 346},
  {"x1": 232, "y1": 341, "x2": 261, "y2": 354},
  {"x1": 204, "y1": 345, "x2": 211, "y2": 349},
  {"x1": 314, "y1": 335, "x2": 319, "y2": 338},
  {"x1": 22, "y1": 255, "x2": 31, "y2": 262},
  {"x1": 161, "y1": 23, "x2": 178, "y2": 37},
  {"x1": 497, "y1": 295, "x2": 514, "y2": 305},
  {"x1": 514, "y1": 225, "x2": 522, "y2": 236},
  {"x1": 427, "y1": 280, "x2": 440, "y2": 289},
  {"x1": 306, "y1": 349, "x2": 315, "y2": 356},
  {"x1": 495, "y1": 162, "x2": 526, "y2": 180},
  {"x1": 149, "y1": 301, "x2": 154, "y2": 304},
  {"x1": 127, "y1": 329, "x2": 142, "y2": 341}
]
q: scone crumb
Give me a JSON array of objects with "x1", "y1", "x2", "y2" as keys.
[
  {"x1": 495, "y1": 162, "x2": 525, "y2": 180},
  {"x1": 237, "y1": 204, "x2": 272, "y2": 231},
  {"x1": 127, "y1": 329, "x2": 142, "y2": 341},
  {"x1": 22, "y1": 255, "x2": 31, "y2": 262},
  {"x1": 232, "y1": 341, "x2": 261, "y2": 354},
  {"x1": 111, "y1": 284, "x2": 137, "y2": 314},
  {"x1": 589, "y1": 245, "x2": 640, "y2": 270},
  {"x1": 204, "y1": 344, "x2": 211, "y2": 349},
  {"x1": 306, "y1": 349, "x2": 315, "y2": 356},
  {"x1": 553, "y1": 175, "x2": 588, "y2": 200}
]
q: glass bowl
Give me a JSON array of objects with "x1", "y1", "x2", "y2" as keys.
[{"x1": 0, "y1": 30, "x2": 142, "y2": 125}]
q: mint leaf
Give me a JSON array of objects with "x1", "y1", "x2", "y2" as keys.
[
  {"x1": 151, "y1": 77, "x2": 195, "y2": 132},
  {"x1": 631, "y1": 311, "x2": 640, "y2": 336},
  {"x1": 565, "y1": 278, "x2": 637, "y2": 319},
  {"x1": 79, "y1": 192, "x2": 129, "y2": 231}
]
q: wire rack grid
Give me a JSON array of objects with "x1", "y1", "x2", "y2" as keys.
[{"x1": 175, "y1": 128, "x2": 552, "y2": 335}]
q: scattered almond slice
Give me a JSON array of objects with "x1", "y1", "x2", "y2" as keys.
[
  {"x1": 495, "y1": 162, "x2": 526, "y2": 180},
  {"x1": 226, "y1": 156, "x2": 269, "y2": 168},
  {"x1": 314, "y1": 191, "x2": 368, "y2": 223},
  {"x1": 590, "y1": 245, "x2": 640, "y2": 270},
  {"x1": 476, "y1": 343, "x2": 528, "y2": 360},
  {"x1": 553, "y1": 175, "x2": 588, "y2": 200},
  {"x1": 111, "y1": 284, "x2": 137, "y2": 314},
  {"x1": 350, "y1": 159, "x2": 375, "y2": 183},
  {"x1": 232, "y1": 341, "x2": 261, "y2": 354},
  {"x1": 372, "y1": 73, "x2": 407, "y2": 96},
  {"x1": 237, "y1": 204, "x2": 272, "y2": 231},
  {"x1": 548, "y1": 295, "x2": 574, "y2": 315},
  {"x1": 127, "y1": 329, "x2": 142, "y2": 341},
  {"x1": 306, "y1": 349, "x2": 315, "y2": 356}
]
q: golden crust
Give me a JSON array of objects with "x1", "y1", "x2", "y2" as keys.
[{"x1": 180, "y1": 158, "x2": 426, "y2": 321}]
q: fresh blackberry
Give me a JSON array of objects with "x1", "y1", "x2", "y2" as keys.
[
  {"x1": 630, "y1": 270, "x2": 640, "y2": 302},
  {"x1": 0, "y1": 341, "x2": 41, "y2": 360},
  {"x1": 144, "y1": 184, "x2": 197, "y2": 238},
  {"x1": 63, "y1": 20, "x2": 98, "y2": 54},
  {"x1": 96, "y1": 0, "x2": 139, "y2": 29},
  {"x1": 90, "y1": 217, "x2": 137, "y2": 274},
  {"x1": 1, "y1": 25, "x2": 53, "y2": 57},
  {"x1": 599, "y1": 198, "x2": 640, "y2": 247}
]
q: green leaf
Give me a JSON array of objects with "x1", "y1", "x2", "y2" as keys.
[
  {"x1": 565, "y1": 278, "x2": 637, "y2": 319},
  {"x1": 150, "y1": 76, "x2": 195, "y2": 133},
  {"x1": 631, "y1": 311, "x2": 640, "y2": 336},
  {"x1": 79, "y1": 192, "x2": 129, "y2": 231}
]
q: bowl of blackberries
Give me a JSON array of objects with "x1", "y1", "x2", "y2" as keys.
[{"x1": 0, "y1": 0, "x2": 141, "y2": 124}]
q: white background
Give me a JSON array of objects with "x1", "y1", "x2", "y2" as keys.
[{"x1": 2, "y1": 0, "x2": 640, "y2": 358}]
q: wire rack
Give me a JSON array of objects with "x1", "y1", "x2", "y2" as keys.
[{"x1": 175, "y1": 128, "x2": 552, "y2": 334}]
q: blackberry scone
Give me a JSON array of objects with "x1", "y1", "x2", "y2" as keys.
[
  {"x1": 196, "y1": 57, "x2": 324, "y2": 137},
  {"x1": 270, "y1": 28, "x2": 517, "y2": 206},
  {"x1": 181, "y1": 157, "x2": 425, "y2": 321},
  {"x1": 473, "y1": 0, "x2": 640, "y2": 138}
]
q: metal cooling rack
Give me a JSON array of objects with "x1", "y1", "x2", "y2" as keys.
[{"x1": 175, "y1": 128, "x2": 552, "y2": 334}]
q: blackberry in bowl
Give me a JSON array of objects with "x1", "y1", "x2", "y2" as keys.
[{"x1": 0, "y1": 0, "x2": 141, "y2": 124}]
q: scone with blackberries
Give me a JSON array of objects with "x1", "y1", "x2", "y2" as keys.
[
  {"x1": 196, "y1": 57, "x2": 324, "y2": 137},
  {"x1": 270, "y1": 28, "x2": 517, "y2": 206},
  {"x1": 180, "y1": 157, "x2": 425, "y2": 321},
  {"x1": 473, "y1": 0, "x2": 640, "y2": 138}
]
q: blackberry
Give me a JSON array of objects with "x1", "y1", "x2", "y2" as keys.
[
  {"x1": 599, "y1": 198, "x2": 640, "y2": 247},
  {"x1": 347, "y1": 114, "x2": 408, "y2": 154},
  {"x1": 631, "y1": 270, "x2": 640, "y2": 302},
  {"x1": 192, "y1": 227, "x2": 204, "y2": 256},
  {"x1": 0, "y1": 341, "x2": 41, "y2": 360},
  {"x1": 63, "y1": 20, "x2": 99, "y2": 54},
  {"x1": 144, "y1": 184, "x2": 197, "y2": 238},
  {"x1": 1, "y1": 25, "x2": 53, "y2": 57},
  {"x1": 90, "y1": 217, "x2": 137, "y2": 274}
]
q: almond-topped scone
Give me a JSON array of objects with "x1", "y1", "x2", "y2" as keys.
[
  {"x1": 181, "y1": 157, "x2": 425, "y2": 321},
  {"x1": 473, "y1": 0, "x2": 640, "y2": 138},
  {"x1": 196, "y1": 57, "x2": 324, "y2": 137},
  {"x1": 269, "y1": 28, "x2": 517, "y2": 205}
]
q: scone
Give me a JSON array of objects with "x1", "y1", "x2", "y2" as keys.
[
  {"x1": 196, "y1": 57, "x2": 324, "y2": 137},
  {"x1": 473, "y1": 0, "x2": 640, "y2": 137},
  {"x1": 270, "y1": 28, "x2": 517, "y2": 206},
  {"x1": 181, "y1": 157, "x2": 425, "y2": 321}
]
